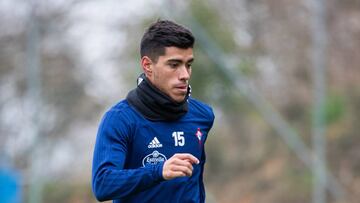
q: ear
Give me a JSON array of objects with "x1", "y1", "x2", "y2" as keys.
[{"x1": 141, "y1": 56, "x2": 153, "y2": 78}]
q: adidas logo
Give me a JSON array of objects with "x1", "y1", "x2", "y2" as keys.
[{"x1": 148, "y1": 137, "x2": 163, "y2": 148}]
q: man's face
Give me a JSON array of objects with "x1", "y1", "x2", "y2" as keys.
[{"x1": 144, "y1": 47, "x2": 193, "y2": 102}]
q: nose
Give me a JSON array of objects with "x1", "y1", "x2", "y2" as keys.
[{"x1": 178, "y1": 65, "x2": 190, "y2": 82}]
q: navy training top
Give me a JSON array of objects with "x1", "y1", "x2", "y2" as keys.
[{"x1": 92, "y1": 97, "x2": 214, "y2": 203}]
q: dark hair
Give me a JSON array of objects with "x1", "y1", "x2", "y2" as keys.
[{"x1": 140, "y1": 20, "x2": 195, "y2": 62}]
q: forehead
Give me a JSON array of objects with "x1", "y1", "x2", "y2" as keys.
[{"x1": 159, "y1": 47, "x2": 194, "y2": 61}]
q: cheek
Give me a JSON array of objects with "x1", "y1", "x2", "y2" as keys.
[{"x1": 154, "y1": 70, "x2": 171, "y2": 88}]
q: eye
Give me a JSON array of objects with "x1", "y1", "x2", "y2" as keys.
[
  {"x1": 186, "y1": 63, "x2": 192, "y2": 69},
  {"x1": 169, "y1": 62, "x2": 180, "y2": 68}
]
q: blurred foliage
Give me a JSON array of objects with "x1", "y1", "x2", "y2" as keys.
[
  {"x1": 42, "y1": 181, "x2": 96, "y2": 203},
  {"x1": 189, "y1": 0, "x2": 238, "y2": 53},
  {"x1": 324, "y1": 94, "x2": 345, "y2": 125}
]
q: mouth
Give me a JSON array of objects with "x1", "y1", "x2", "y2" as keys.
[{"x1": 174, "y1": 85, "x2": 188, "y2": 93}]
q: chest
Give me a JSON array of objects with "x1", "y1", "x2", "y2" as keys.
[{"x1": 127, "y1": 120, "x2": 209, "y2": 168}]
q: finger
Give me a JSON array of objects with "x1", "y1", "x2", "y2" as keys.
[
  {"x1": 170, "y1": 165, "x2": 193, "y2": 177},
  {"x1": 169, "y1": 171, "x2": 187, "y2": 179},
  {"x1": 173, "y1": 153, "x2": 199, "y2": 164},
  {"x1": 172, "y1": 159, "x2": 194, "y2": 170},
  {"x1": 184, "y1": 159, "x2": 197, "y2": 165},
  {"x1": 163, "y1": 166, "x2": 187, "y2": 180}
]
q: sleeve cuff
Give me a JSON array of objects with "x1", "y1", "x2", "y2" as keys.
[{"x1": 153, "y1": 162, "x2": 165, "y2": 182}]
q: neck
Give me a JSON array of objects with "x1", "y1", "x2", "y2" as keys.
[{"x1": 126, "y1": 73, "x2": 190, "y2": 121}]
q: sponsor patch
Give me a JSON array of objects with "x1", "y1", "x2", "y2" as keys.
[{"x1": 142, "y1": 150, "x2": 167, "y2": 167}]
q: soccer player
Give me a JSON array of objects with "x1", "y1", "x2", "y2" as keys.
[{"x1": 92, "y1": 20, "x2": 215, "y2": 203}]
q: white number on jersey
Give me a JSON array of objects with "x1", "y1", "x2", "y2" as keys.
[{"x1": 172, "y1": 131, "x2": 185, "y2": 146}]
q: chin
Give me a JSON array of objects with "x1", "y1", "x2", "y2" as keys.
[
  {"x1": 172, "y1": 96, "x2": 186, "y2": 102},
  {"x1": 169, "y1": 91, "x2": 187, "y2": 102}
]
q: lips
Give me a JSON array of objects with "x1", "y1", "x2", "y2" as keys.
[{"x1": 175, "y1": 85, "x2": 188, "y2": 93}]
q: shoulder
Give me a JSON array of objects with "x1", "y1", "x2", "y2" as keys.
[
  {"x1": 101, "y1": 100, "x2": 139, "y2": 125},
  {"x1": 108, "y1": 100, "x2": 133, "y2": 115},
  {"x1": 188, "y1": 97, "x2": 215, "y2": 122},
  {"x1": 98, "y1": 100, "x2": 143, "y2": 138}
]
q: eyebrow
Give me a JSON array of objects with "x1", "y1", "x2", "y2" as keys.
[{"x1": 167, "y1": 58, "x2": 194, "y2": 64}]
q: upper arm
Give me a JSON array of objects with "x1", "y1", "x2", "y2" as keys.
[{"x1": 92, "y1": 110, "x2": 133, "y2": 176}]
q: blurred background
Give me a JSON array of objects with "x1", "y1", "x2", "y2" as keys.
[{"x1": 1, "y1": 0, "x2": 359, "y2": 202}]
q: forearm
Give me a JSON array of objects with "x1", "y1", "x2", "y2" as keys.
[{"x1": 92, "y1": 163, "x2": 164, "y2": 201}]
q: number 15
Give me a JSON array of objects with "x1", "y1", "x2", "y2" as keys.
[{"x1": 172, "y1": 131, "x2": 185, "y2": 146}]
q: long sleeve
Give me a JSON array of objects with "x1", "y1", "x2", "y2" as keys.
[
  {"x1": 92, "y1": 110, "x2": 164, "y2": 202},
  {"x1": 198, "y1": 147, "x2": 206, "y2": 203},
  {"x1": 199, "y1": 106, "x2": 214, "y2": 203}
]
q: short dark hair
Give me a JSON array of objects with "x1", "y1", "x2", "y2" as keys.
[{"x1": 140, "y1": 20, "x2": 195, "y2": 62}]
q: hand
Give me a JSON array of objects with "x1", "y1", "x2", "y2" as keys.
[{"x1": 162, "y1": 153, "x2": 200, "y2": 180}]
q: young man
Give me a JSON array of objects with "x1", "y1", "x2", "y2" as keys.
[{"x1": 92, "y1": 20, "x2": 215, "y2": 203}]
